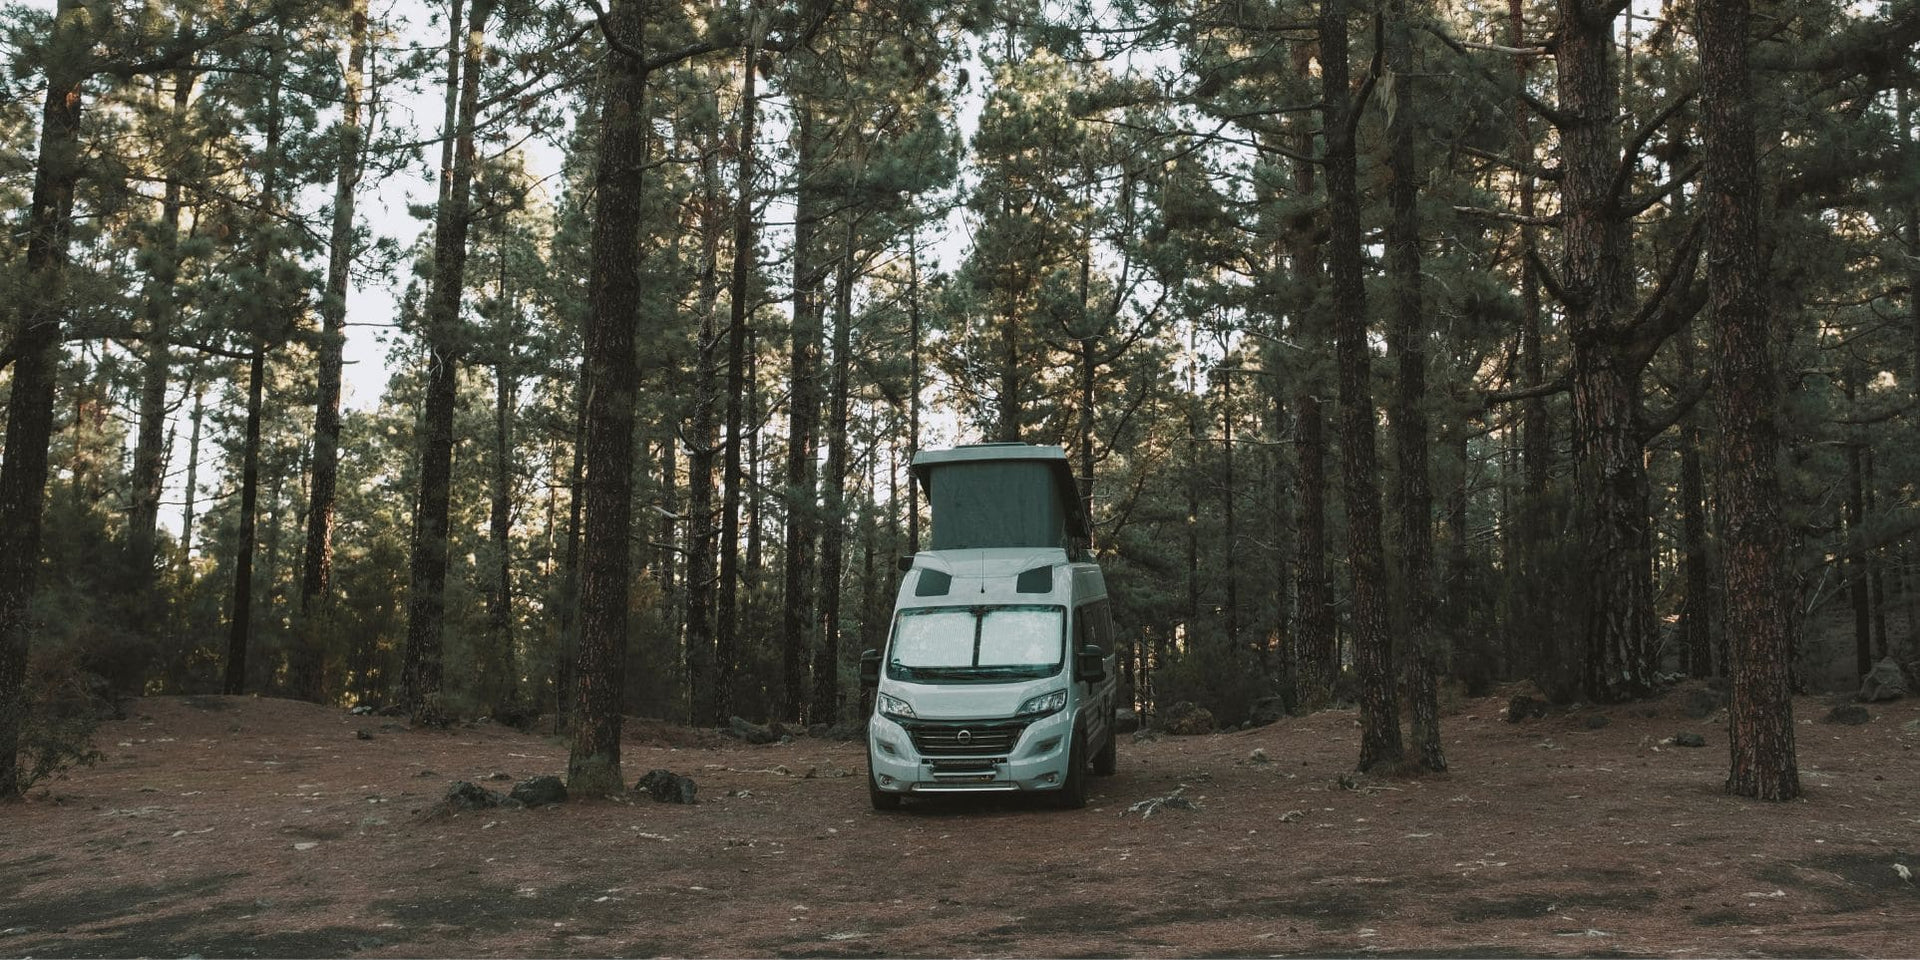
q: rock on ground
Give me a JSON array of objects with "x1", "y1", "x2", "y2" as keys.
[
  {"x1": 444, "y1": 781, "x2": 504, "y2": 810},
  {"x1": 1823, "y1": 704, "x2": 1871, "y2": 725},
  {"x1": 509, "y1": 775, "x2": 568, "y2": 806},
  {"x1": 1159, "y1": 701, "x2": 1215, "y2": 736},
  {"x1": 726, "y1": 716, "x2": 778, "y2": 745},
  {"x1": 1859, "y1": 658, "x2": 1907, "y2": 703},
  {"x1": 1672, "y1": 732, "x2": 1706, "y2": 748},
  {"x1": 634, "y1": 769, "x2": 698, "y2": 804},
  {"x1": 1506, "y1": 695, "x2": 1549, "y2": 723}
]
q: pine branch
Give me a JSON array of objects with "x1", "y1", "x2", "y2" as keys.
[
  {"x1": 1421, "y1": 23, "x2": 1571, "y2": 129},
  {"x1": 1627, "y1": 217, "x2": 1707, "y2": 367},
  {"x1": 1482, "y1": 373, "x2": 1570, "y2": 408},
  {"x1": 1527, "y1": 244, "x2": 1579, "y2": 308},
  {"x1": 1450, "y1": 142, "x2": 1562, "y2": 181},
  {"x1": 1622, "y1": 159, "x2": 1703, "y2": 218},
  {"x1": 1453, "y1": 205, "x2": 1560, "y2": 228},
  {"x1": 1638, "y1": 374, "x2": 1712, "y2": 443},
  {"x1": 1610, "y1": 86, "x2": 1698, "y2": 203}
]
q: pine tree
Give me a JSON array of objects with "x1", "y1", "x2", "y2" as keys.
[
  {"x1": 1321, "y1": 0, "x2": 1403, "y2": 771},
  {"x1": 1700, "y1": 0, "x2": 1799, "y2": 802}
]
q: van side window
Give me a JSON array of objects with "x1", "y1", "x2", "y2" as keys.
[{"x1": 1076, "y1": 600, "x2": 1111, "y2": 656}]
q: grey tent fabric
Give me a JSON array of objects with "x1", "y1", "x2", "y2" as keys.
[{"x1": 926, "y1": 461, "x2": 1067, "y2": 550}]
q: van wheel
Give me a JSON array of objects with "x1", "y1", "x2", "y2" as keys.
[
  {"x1": 1052, "y1": 731, "x2": 1088, "y2": 809},
  {"x1": 869, "y1": 766, "x2": 901, "y2": 811},
  {"x1": 1091, "y1": 730, "x2": 1117, "y2": 776}
]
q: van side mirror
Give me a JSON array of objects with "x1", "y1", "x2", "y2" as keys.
[
  {"x1": 1075, "y1": 644, "x2": 1106, "y2": 684},
  {"x1": 896, "y1": 555, "x2": 914, "y2": 573},
  {"x1": 859, "y1": 649, "x2": 881, "y2": 688}
]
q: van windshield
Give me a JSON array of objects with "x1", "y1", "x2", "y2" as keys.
[{"x1": 888, "y1": 605, "x2": 1065, "y2": 682}]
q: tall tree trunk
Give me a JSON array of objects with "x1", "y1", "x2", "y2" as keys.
[
  {"x1": 179, "y1": 385, "x2": 207, "y2": 581},
  {"x1": 0, "y1": 0, "x2": 85, "y2": 796},
  {"x1": 812, "y1": 237, "x2": 854, "y2": 723},
  {"x1": 783, "y1": 109, "x2": 824, "y2": 723},
  {"x1": 1222, "y1": 370, "x2": 1239, "y2": 649},
  {"x1": 1185, "y1": 340, "x2": 1201, "y2": 632},
  {"x1": 224, "y1": 350, "x2": 267, "y2": 695},
  {"x1": 488, "y1": 356, "x2": 517, "y2": 710},
  {"x1": 1557, "y1": 0, "x2": 1656, "y2": 702},
  {"x1": 568, "y1": 0, "x2": 646, "y2": 795},
  {"x1": 997, "y1": 254, "x2": 1025, "y2": 443},
  {"x1": 293, "y1": 0, "x2": 368, "y2": 702},
  {"x1": 1288, "y1": 38, "x2": 1334, "y2": 705},
  {"x1": 225, "y1": 34, "x2": 288, "y2": 697},
  {"x1": 1842, "y1": 373, "x2": 1870, "y2": 677},
  {"x1": 128, "y1": 68, "x2": 197, "y2": 590},
  {"x1": 1385, "y1": 0, "x2": 1445, "y2": 773},
  {"x1": 1513, "y1": 0, "x2": 1548, "y2": 499},
  {"x1": 1700, "y1": 0, "x2": 1798, "y2": 802},
  {"x1": 1509, "y1": 0, "x2": 1551, "y2": 685},
  {"x1": 685, "y1": 116, "x2": 724, "y2": 726},
  {"x1": 1864, "y1": 446, "x2": 1888, "y2": 660},
  {"x1": 906, "y1": 229, "x2": 924, "y2": 553},
  {"x1": 1678, "y1": 333, "x2": 1714, "y2": 677},
  {"x1": 484, "y1": 196, "x2": 519, "y2": 715},
  {"x1": 1322, "y1": 0, "x2": 1403, "y2": 771},
  {"x1": 747, "y1": 335, "x2": 764, "y2": 577},
  {"x1": 716, "y1": 21, "x2": 765, "y2": 725},
  {"x1": 402, "y1": 0, "x2": 492, "y2": 725},
  {"x1": 555, "y1": 390, "x2": 586, "y2": 726}
]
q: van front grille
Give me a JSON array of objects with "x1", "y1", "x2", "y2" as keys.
[{"x1": 902, "y1": 719, "x2": 1030, "y2": 756}]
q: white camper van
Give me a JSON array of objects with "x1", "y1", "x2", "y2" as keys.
[{"x1": 860, "y1": 444, "x2": 1119, "y2": 810}]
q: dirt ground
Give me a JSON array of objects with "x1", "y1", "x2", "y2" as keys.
[{"x1": 2, "y1": 686, "x2": 1917, "y2": 959}]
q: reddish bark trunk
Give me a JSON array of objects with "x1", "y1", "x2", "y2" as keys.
[
  {"x1": 1699, "y1": 0, "x2": 1799, "y2": 801},
  {"x1": 569, "y1": 0, "x2": 646, "y2": 795},
  {"x1": 1322, "y1": 0, "x2": 1404, "y2": 771}
]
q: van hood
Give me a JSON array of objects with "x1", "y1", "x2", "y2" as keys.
[{"x1": 879, "y1": 675, "x2": 1066, "y2": 720}]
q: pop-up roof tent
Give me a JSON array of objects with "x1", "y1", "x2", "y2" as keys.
[{"x1": 911, "y1": 443, "x2": 1091, "y2": 551}]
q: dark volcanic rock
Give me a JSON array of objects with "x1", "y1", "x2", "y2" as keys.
[
  {"x1": 445, "y1": 781, "x2": 503, "y2": 810},
  {"x1": 1671, "y1": 732, "x2": 1706, "y2": 748},
  {"x1": 1859, "y1": 658, "x2": 1907, "y2": 702},
  {"x1": 1160, "y1": 701, "x2": 1215, "y2": 736},
  {"x1": 1823, "y1": 704, "x2": 1871, "y2": 726},
  {"x1": 1112, "y1": 708, "x2": 1141, "y2": 735},
  {"x1": 634, "y1": 769, "x2": 698, "y2": 804},
  {"x1": 508, "y1": 775, "x2": 568, "y2": 807},
  {"x1": 823, "y1": 718, "x2": 868, "y2": 742},
  {"x1": 1506, "y1": 696, "x2": 1549, "y2": 723},
  {"x1": 726, "y1": 716, "x2": 778, "y2": 745},
  {"x1": 1583, "y1": 714, "x2": 1610, "y2": 730}
]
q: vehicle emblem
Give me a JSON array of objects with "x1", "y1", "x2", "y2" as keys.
[{"x1": 957, "y1": 729, "x2": 973, "y2": 743}]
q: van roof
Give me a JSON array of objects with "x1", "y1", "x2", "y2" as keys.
[{"x1": 910, "y1": 444, "x2": 1091, "y2": 542}]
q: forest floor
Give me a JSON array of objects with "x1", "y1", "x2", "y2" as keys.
[{"x1": 2, "y1": 685, "x2": 1917, "y2": 959}]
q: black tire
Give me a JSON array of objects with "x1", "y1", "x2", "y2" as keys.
[
  {"x1": 869, "y1": 765, "x2": 901, "y2": 811},
  {"x1": 1091, "y1": 728, "x2": 1117, "y2": 776},
  {"x1": 1052, "y1": 731, "x2": 1088, "y2": 809}
]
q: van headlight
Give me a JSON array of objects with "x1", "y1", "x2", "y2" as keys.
[
  {"x1": 1017, "y1": 689, "x2": 1067, "y2": 718},
  {"x1": 878, "y1": 693, "x2": 917, "y2": 719}
]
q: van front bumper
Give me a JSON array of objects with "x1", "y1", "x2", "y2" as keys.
[{"x1": 867, "y1": 710, "x2": 1072, "y2": 794}]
